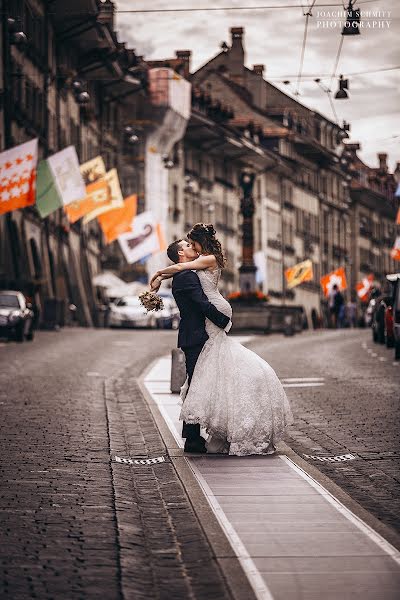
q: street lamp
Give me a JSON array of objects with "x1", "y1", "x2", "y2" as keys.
[
  {"x1": 342, "y1": 1, "x2": 361, "y2": 36},
  {"x1": 335, "y1": 75, "x2": 349, "y2": 99}
]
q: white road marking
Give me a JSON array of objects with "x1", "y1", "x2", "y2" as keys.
[
  {"x1": 371, "y1": 353, "x2": 377, "y2": 357},
  {"x1": 281, "y1": 456, "x2": 400, "y2": 567},
  {"x1": 188, "y1": 460, "x2": 275, "y2": 600},
  {"x1": 283, "y1": 382, "x2": 325, "y2": 388},
  {"x1": 393, "y1": 362, "x2": 399, "y2": 366},
  {"x1": 379, "y1": 357, "x2": 387, "y2": 362},
  {"x1": 86, "y1": 371, "x2": 101, "y2": 377},
  {"x1": 281, "y1": 377, "x2": 324, "y2": 382}
]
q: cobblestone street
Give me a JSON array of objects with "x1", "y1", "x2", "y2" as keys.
[
  {"x1": 247, "y1": 329, "x2": 400, "y2": 535},
  {"x1": 1, "y1": 327, "x2": 399, "y2": 599}
]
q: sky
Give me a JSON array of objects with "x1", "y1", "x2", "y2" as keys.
[{"x1": 114, "y1": 0, "x2": 399, "y2": 170}]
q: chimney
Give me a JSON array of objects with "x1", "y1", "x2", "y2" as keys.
[
  {"x1": 229, "y1": 27, "x2": 245, "y2": 85},
  {"x1": 97, "y1": 0, "x2": 115, "y2": 29},
  {"x1": 345, "y1": 142, "x2": 361, "y2": 153},
  {"x1": 378, "y1": 152, "x2": 388, "y2": 172},
  {"x1": 175, "y1": 50, "x2": 191, "y2": 78},
  {"x1": 253, "y1": 64, "x2": 265, "y2": 77}
]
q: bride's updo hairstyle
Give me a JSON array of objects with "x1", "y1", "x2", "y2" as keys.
[{"x1": 187, "y1": 223, "x2": 226, "y2": 269}]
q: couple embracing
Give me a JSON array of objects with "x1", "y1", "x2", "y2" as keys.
[{"x1": 150, "y1": 223, "x2": 293, "y2": 456}]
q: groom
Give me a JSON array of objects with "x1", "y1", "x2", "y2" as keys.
[{"x1": 153, "y1": 239, "x2": 231, "y2": 453}]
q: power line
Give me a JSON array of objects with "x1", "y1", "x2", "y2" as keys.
[
  {"x1": 268, "y1": 65, "x2": 400, "y2": 81},
  {"x1": 115, "y1": 0, "x2": 379, "y2": 13},
  {"x1": 295, "y1": 1, "x2": 317, "y2": 95}
]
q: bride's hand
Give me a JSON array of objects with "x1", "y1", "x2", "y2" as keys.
[
  {"x1": 150, "y1": 276, "x2": 161, "y2": 292},
  {"x1": 150, "y1": 272, "x2": 161, "y2": 287}
]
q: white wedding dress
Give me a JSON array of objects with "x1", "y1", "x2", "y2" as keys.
[{"x1": 179, "y1": 266, "x2": 294, "y2": 456}]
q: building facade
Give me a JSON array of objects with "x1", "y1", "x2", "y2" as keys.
[{"x1": 0, "y1": 0, "x2": 147, "y2": 326}]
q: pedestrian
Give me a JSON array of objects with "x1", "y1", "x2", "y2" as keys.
[
  {"x1": 333, "y1": 285, "x2": 345, "y2": 328},
  {"x1": 328, "y1": 284, "x2": 338, "y2": 328}
]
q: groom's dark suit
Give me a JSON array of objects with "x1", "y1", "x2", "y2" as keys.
[{"x1": 172, "y1": 270, "x2": 230, "y2": 442}]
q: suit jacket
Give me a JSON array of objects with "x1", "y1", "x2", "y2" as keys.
[{"x1": 172, "y1": 270, "x2": 230, "y2": 349}]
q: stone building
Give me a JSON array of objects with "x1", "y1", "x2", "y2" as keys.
[
  {"x1": 159, "y1": 27, "x2": 352, "y2": 324},
  {"x1": 0, "y1": 0, "x2": 147, "y2": 326},
  {"x1": 344, "y1": 145, "x2": 398, "y2": 302}
]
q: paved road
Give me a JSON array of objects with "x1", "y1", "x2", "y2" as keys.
[
  {"x1": 0, "y1": 328, "x2": 231, "y2": 600},
  {"x1": 246, "y1": 328, "x2": 400, "y2": 535},
  {"x1": 1, "y1": 326, "x2": 399, "y2": 599}
]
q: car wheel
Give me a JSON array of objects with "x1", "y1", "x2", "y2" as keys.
[{"x1": 15, "y1": 323, "x2": 24, "y2": 342}]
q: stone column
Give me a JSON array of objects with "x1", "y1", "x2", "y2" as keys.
[{"x1": 239, "y1": 170, "x2": 257, "y2": 293}]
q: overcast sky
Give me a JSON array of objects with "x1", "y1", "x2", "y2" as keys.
[{"x1": 114, "y1": 0, "x2": 399, "y2": 170}]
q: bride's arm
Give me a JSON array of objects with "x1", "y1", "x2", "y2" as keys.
[
  {"x1": 150, "y1": 255, "x2": 216, "y2": 287},
  {"x1": 150, "y1": 273, "x2": 171, "y2": 292}
]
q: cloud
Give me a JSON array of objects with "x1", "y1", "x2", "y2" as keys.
[{"x1": 114, "y1": 0, "x2": 399, "y2": 168}]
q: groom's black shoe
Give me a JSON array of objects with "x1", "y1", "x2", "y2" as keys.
[{"x1": 184, "y1": 437, "x2": 207, "y2": 454}]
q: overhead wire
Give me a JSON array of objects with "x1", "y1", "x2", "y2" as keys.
[
  {"x1": 295, "y1": 1, "x2": 317, "y2": 96},
  {"x1": 114, "y1": 0, "x2": 380, "y2": 13}
]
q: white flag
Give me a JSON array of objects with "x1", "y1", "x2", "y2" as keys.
[
  {"x1": 118, "y1": 211, "x2": 159, "y2": 264},
  {"x1": 47, "y1": 146, "x2": 86, "y2": 206}
]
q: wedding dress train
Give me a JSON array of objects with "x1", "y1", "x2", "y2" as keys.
[{"x1": 179, "y1": 267, "x2": 294, "y2": 456}]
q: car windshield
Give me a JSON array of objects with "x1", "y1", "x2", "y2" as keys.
[
  {"x1": 115, "y1": 297, "x2": 141, "y2": 307},
  {"x1": 0, "y1": 294, "x2": 20, "y2": 308}
]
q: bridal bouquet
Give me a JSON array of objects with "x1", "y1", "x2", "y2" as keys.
[{"x1": 138, "y1": 291, "x2": 164, "y2": 313}]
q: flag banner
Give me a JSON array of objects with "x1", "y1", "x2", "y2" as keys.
[
  {"x1": 118, "y1": 211, "x2": 159, "y2": 264},
  {"x1": 80, "y1": 156, "x2": 106, "y2": 185},
  {"x1": 98, "y1": 194, "x2": 137, "y2": 244},
  {"x1": 356, "y1": 274, "x2": 374, "y2": 302},
  {"x1": 154, "y1": 223, "x2": 167, "y2": 254},
  {"x1": 320, "y1": 267, "x2": 347, "y2": 297},
  {"x1": 47, "y1": 146, "x2": 85, "y2": 206},
  {"x1": 0, "y1": 139, "x2": 38, "y2": 215},
  {"x1": 285, "y1": 259, "x2": 313, "y2": 289},
  {"x1": 64, "y1": 179, "x2": 110, "y2": 223},
  {"x1": 391, "y1": 236, "x2": 400, "y2": 262},
  {"x1": 396, "y1": 207, "x2": 400, "y2": 225},
  {"x1": 36, "y1": 147, "x2": 87, "y2": 218},
  {"x1": 36, "y1": 159, "x2": 63, "y2": 218},
  {"x1": 82, "y1": 168, "x2": 124, "y2": 224},
  {"x1": 64, "y1": 156, "x2": 109, "y2": 223}
]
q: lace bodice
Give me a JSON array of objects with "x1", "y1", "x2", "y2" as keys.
[{"x1": 195, "y1": 267, "x2": 232, "y2": 338}]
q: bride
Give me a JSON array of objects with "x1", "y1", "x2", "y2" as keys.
[{"x1": 150, "y1": 223, "x2": 293, "y2": 456}]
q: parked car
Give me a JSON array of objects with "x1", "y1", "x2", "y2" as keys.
[
  {"x1": 384, "y1": 303, "x2": 395, "y2": 348},
  {"x1": 108, "y1": 296, "x2": 156, "y2": 328},
  {"x1": 371, "y1": 295, "x2": 392, "y2": 344},
  {"x1": 0, "y1": 291, "x2": 34, "y2": 342},
  {"x1": 155, "y1": 295, "x2": 180, "y2": 330},
  {"x1": 387, "y1": 273, "x2": 400, "y2": 360}
]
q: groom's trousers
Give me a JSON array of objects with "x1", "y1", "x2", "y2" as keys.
[{"x1": 182, "y1": 342, "x2": 204, "y2": 440}]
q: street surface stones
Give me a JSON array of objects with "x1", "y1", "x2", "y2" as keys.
[{"x1": 144, "y1": 331, "x2": 400, "y2": 600}]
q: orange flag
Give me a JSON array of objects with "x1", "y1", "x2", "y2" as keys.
[
  {"x1": 155, "y1": 223, "x2": 167, "y2": 252},
  {"x1": 0, "y1": 139, "x2": 38, "y2": 215},
  {"x1": 320, "y1": 267, "x2": 347, "y2": 297},
  {"x1": 64, "y1": 179, "x2": 110, "y2": 223},
  {"x1": 396, "y1": 207, "x2": 400, "y2": 226},
  {"x1": 391, "y1": 237, "x2": 400, "y2": 262},
  {"x1": 98, "y1": 195, "x2": 137, "y2": 244},
  {"x1": 356, "y1": 274, "x2": 374, "y2": 302}
]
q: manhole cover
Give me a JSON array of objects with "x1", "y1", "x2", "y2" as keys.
[
  {"x1": 303, "y1": 453, "x2": 356, "y2": 462},
  {"x1": 114, "y1": 455, "x2": 167, "y2": 466}
]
